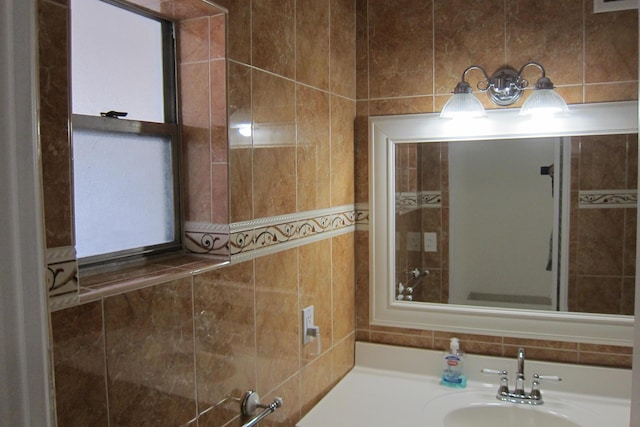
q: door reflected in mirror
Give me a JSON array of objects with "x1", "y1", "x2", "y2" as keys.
[{"x1": 395, "y1": 134, "x2": 637, "y2": 315}]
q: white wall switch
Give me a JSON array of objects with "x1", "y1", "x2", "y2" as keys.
[
  {"x1": 407, "y1": 232, "x2": 420, "y2": 251},
  {"x1": 302, "y1": 305, "x2": 315, "y2": 344},
  {"x1": 424, "y1": 232, "x2": 437, "y2": 252}
]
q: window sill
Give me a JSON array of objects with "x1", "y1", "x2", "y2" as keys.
[{"x1": 77, "y1": 253, "x2": 228, "y2": 304}]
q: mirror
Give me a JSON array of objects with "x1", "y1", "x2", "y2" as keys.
[
  {"x1": 370, "y1": 101, "x2": 637, "y2": 345},
  {"x1": 395, "y1": 134, "x2": 637, "y2": 315}
]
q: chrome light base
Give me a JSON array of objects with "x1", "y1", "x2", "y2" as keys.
[{"x1": 485, "y1": 67, "x2": 526, "y2": 106}]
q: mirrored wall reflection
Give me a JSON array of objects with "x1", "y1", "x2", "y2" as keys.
[{"x1": 394, "y1": 134, "x2": 637, "y2": 315}]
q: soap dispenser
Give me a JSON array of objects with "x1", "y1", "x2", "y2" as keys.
[{"x1": 441, "y1": 337, "x2": 467, "y2": 388}]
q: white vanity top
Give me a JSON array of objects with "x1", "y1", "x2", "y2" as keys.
[{"x1": 296, "y1": 342, "x2": 631, "y2": 427}]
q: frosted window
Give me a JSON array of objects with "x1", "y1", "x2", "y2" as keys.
[
  {"x1": 71, "y1": 0, "x2": 165, "y2": 122},
  {"x1": 73, "y1": 129, "x2": 175, "y2": 258}
]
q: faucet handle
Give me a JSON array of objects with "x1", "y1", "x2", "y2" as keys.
[
  {"x1": 533, "y1": 373, "x2": 562, "y2": 382},
  {"x1": 481, "y1": 368, "x2": 508, "y2": 376},
  {"x1": 481, "y1": 369, "x2": 509, "y2": 396},
  {"x1": 530, "y1": 373, "x2": 561, "y2": 402}
]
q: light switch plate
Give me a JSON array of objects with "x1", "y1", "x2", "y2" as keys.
[
  {"x1": 302, "y1": 305, "x2": 314, "y2": 344},
  {"x1": 424, "y1": 232, "x2": 437, "y2": 252}
]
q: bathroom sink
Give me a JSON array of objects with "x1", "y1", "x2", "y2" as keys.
[
  {"x1": 423, "y1": 390, "x2": 608, "y2": 427},
  {"x1": 443, "y1": 405, "x2": 579, "y2": 427}
]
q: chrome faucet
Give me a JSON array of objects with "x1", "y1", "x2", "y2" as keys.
[
  {"x1": 481, "y1": 347, "x2": 561, "y2": 405},
  {"x1": 514, "y1": 347, "x2": 526, "y2": 397}
]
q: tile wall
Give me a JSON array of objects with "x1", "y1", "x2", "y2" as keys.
[
  {"x1": 45, "y1": 0, "x2": 357, "y2": 426},
  {"x1": 355, "y1": 0, "x2": 638, "y2": 368},
  {"x1": 570, "y1": 134, "x2": 638, "y2": 314},
  {"x1": 41, "y1": 0, "x2": 640, "y2": 425}
]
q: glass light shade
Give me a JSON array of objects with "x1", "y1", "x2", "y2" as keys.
[
  {"x1": 440, "y1": 93, "x2": 487, "y2": 119},
  {"x1": 519, "y1": 89, "x2": 569, "y2": 117}
]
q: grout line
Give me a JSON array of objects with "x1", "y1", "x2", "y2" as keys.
[
  {"x1": 582, "y1": 0, "x2": 586, "y2": 102},
  {"x1": 190, "y1": 276, "x2": 200, "y2": 423},
  {"x1": 101, "y1": 298, "x2": 112, "y2": 427},
  {"x1": 432, "y1": 0, "x2": 436, "y2": 110},
  {"x1": 226, "y1": 59, "x2": 357, "y2": 103}
]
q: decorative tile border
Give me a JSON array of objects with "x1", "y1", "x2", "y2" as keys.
[
  {"x1": 355, "y1": 203, "x2": 369, "y2": 231},
  {"x1": 230, "y1": 205, "x2": 363, "y2": 261},
  {"x1": 184, "y1": 221, "x2": 230, "y2": 256},
  {"x1": 579, "y1": 190, "x2": 637, "y2": 208},
  {"x1": 46, "y1": 246, "x2": 78, "y2": 298},
  {"x1": 396, "y1": 191, "x2": 442, "y2": 214},
  {"x1": 49, "y1": 206, "x2": 370, "y2": 309}
]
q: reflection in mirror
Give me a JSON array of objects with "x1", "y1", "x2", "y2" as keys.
[{"x1": 395, "y1": 134, "x2": 637, "y2": 315}]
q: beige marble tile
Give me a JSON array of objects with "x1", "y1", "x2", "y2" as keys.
[
  {"x1": 299, "y1": 239, "x2": 332, "y2": 365},
  {"x1": 104, "y1": 278, "x2": 196, "y2": 426},
  {"x1": 627, "y1": 134, "x2": 638, "y2": 189},
  {"x1": 503, "y1": 345, "x2": 579, "y2": 364},
  {"x1": 332, "y1": 333, "x2": 355, "y2": 382},
  {"x1": 576, "y1": 209, "x2": 625, "y2": 276},
  {"x1": 39, "y1": 0, "x2": 73, "y2": 248},
  {"x1": 355, "y1": 0, "x2": 369, "y2": 100},
  {"x1": 296, "y1": 85, "x2": 331, "y2": 211},
  {"x1": 369, "y1": 330, "x2": 434, "y2": 349},
  {"x1": 180, "y1": 62, "x2": 210, "y2": 128},
  {"x1": 209, "y1": 13, "x2": 226, "y2": 59},
  {"x1": 330, "y1": 0, "x2": 357, "y2": 99},
  {"x1": 228, "y1": 62, "x2": 252, "y2": 148},
  {"x1": 301, "y1": 351, "x2": 333, "y2": 415},
  {"x1": 585, "y1": 82, "x2": 639, "y2": 103},
  {"x1": 212, "y1": 162, "x2": 229, "y2": 225},
  {"x1": 52, "y1": 301, "x2": 109, "y2": 427},
  {"x1": 259, "y1": 374, "x2": 302, "y2": 427},
  {"x1": 210, "y1": 59, "x2": 227, "y2": 128},
  {"x1": 355, "y1": 231, "x2": 370, "y2": 329},
  {"x1": 330, "y1": 96, "x2": 355, "y2": 207},
  {"x1": 332, "y1": 233, "x2": 355, "y2": 342},
  {"x1": 585, "y1": 3, "x2": 638, "y2": 84},
  {"x1": 159, "y1": 0, "x2": 225, "y2": 21},
  {"x1": 252, "y1": 69, "x2": 296, "y2": 147},
  {"x1": 296, "y1": 0, "x2": 330, "y2": 90},
  {"x1": 182, "y1": 125, "x2": 212, "y2": 222},
  {"x1": 229, "y1": 147, "x2": 253, "y2": 223},
  {"x1": 215, "y1": 0, "x2": 251, "y2": 64},
  {"x1": 194, "y1": 262, "x2": 256, "y2": 427},
  {"x1": 575, "y1": 275, "x2": 623, "y2": 314},
  {"x1": 579, "y1": 134, "x2": 628, "y2": 190},
  {"x1": 354, "y1": 112, "x2": 369, "y2": 204},
  {"x1": 580, "y1": 343, "x2": 633, "y2": 367},
  {"x1": 368, "y1": 0, "x2": 433, "y2": 98},
  {"x1": 256, "y1": 287, "x2": 300, "y2": 393},
  {"x1": 624, "y1": 208, "x2": 637, "y2": 277},
  {"x1": 255, "y1": 247, "x2": 298, "y2": 292},
  {"x1": 434, "y1": 0, "x2": 504, "y2": 95},
  {"x1": 506, "y1": 0, "x2": 583, "y2": 87},
  {"x1": 252, "y1": 0, "x2": 296, "y2": 78},
  {"x1": 369, "y1": 96, "x2": 434, "y2": 115},
  {"x1": 178, "y1": 17, "x2": 209, "y2": 64},
  {"x1": 253, "y1": 146, "x2": 297, "y2": 218}
]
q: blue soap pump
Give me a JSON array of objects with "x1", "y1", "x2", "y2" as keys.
[{"x1": 441, "y1": 337, "x2": 467, "y2": 388}]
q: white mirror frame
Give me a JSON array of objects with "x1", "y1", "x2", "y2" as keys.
[{"x1": 369, "y1": 101, "x2": 638, "y2": 346}]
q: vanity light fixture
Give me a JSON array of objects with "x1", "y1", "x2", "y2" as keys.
[{"x1": 440, "y1": 62, "x2": 569, "y2": 119}]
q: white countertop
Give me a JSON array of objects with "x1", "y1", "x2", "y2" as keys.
[{"x1": 297, "y1": 342, "x2": 631, "y2": 427}]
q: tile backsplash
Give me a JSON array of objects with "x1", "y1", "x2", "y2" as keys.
[{"x1": 355, "y1": 0, "x2": 637, "y2": 371}]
